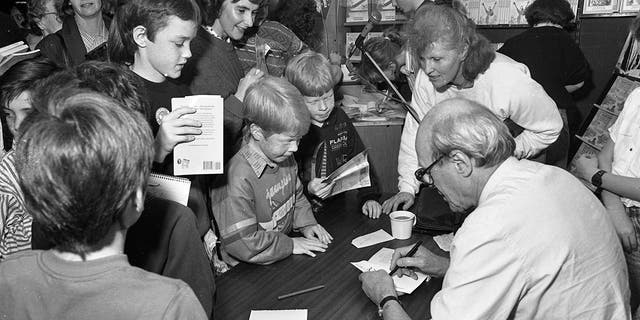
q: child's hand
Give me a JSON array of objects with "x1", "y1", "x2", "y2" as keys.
[
  {"x1": 308, "y1": 178, "x2": 335, "y2": 199},
  {"x1": 235, "y1": 68, "x2": 264, "y2": 102},
  {"x1": 292, "y1": 237, "x2": 328, "y2": 257},
  {"x1": 153, "y1": 107, "x2": 202, "y2": 163},
  {"x1": 301, "y1": 224, "x2": 333, "y2": 244},
  {"x1": 362, "y1": 200, "x2": 383, "y2": 219}
]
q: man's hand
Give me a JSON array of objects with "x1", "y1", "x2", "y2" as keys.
[
  {"x1": 153, "y1": 107, "x2": 201, "y2": 163},
  {"x1": 362, "y1": 200, "x2": 383, "y2": 219},
  {"x1": 390, "y1": 243, "x2": 449, "y2": 278},
  {"x1": 292, "y1": 237, "x2": 328, "y2": 257},
  {"x1": 382, "y1": 192, "x2": 415, "y2": 214},
  {"x1": 359, "y1": 270, "x2": 397, "y2": 305},
  {"x1": 574, "y1": 155, "x2": 599, "y2": 181},
  {"x1": 308, "y1": 178, "x2": 335, "y2": 199},
  {"x1": 235, "y1": 68, "x2": 264, "y2": 102},
  {"x1": 609, "y1": 207, "x2": 639, "y2": 252},
  {"x1": 300, "y1": 224, "x2": 333, "y2": 244}
]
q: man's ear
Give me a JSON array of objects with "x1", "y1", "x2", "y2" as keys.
[
  {"x1": 449, "y1": 150, "x2": 473, "y2": 178},
  {"x1": 388, "y1": 61, "x2": 398, "y2": 73},
  {"x1": 132, "y1": 25, "x2": 148, "y2": 48},
  {"x1": 249, "y1": 123, "x2": 266, "y2": 141},
  {"x1": 119, "y1": 187, "x2": 144, "y2": 229}
]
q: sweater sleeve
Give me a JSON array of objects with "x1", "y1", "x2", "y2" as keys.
[
  {"x1": 397, "y1": 70, "x2": 431, "y2": 195},
  {"x1": 493, "y1": 64, "x2": 563, "y2": 158},
  {"x1": 164, "y1": 207, "x2": 215, "y2": 319},
  {"x1": 214, "y1": 164, "x2": 294, "y2": 265},
  {"x1": 293, "y1": 175, "x2": 318, "y2": 229}
]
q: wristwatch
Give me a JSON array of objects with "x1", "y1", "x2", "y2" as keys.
[
  {"x1": 378, "y1": 295, "x2": 399, "y2": 317},
  {"x1": 591, "y1": 170, "x2": 606, "y2": 187}
]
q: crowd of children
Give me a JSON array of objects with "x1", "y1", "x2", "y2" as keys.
[{"x1": 0, "y1": 0, "x2": 384, "y2": 317}]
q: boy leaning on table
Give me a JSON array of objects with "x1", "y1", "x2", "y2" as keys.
[
  {"x1": 212, "y1": 77, "x2": 333, "y2": 266},
  {"x1": 285, "y1": 51, "x2": 383, "y2": 218}
]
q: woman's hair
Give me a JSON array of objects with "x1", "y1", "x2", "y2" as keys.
[
  {"x1": 108, "y1": 0, "x2": 201, "y2": 64},
  {"x1": 358, "y1": 29, "x2": 404, "y2": 84},
  {"x1": 197, "y1": 0, "x2": 263, "y2": 26},
  {"x1": 271, "y1": 0, "x2": 322, "y2": 51},
  {"x1": 406, "y1": 3, "x2": 494, "y2": 82},
  {"x1": 525, "y1": 0, "x2": 575, "y2": 28}
]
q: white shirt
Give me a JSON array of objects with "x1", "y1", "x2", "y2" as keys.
[
  {"x1": 431, "y1": 158, "x2": 630, "y2": 320},
  {"x1": 609, "y1": 87, "x2": 640, "y2": 207},
  {"x1": 397, "y1": 53, "x2": 563, "y2": 194}
]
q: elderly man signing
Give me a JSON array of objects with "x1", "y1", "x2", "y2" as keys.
[{"x1": 360, "y1": 98, "x2": 630, "y2": 319}]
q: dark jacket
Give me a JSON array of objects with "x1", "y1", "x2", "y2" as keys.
[
  {"x1": 36, "y1": 15, "x2": 110, "y2": 67},
  {"x1": 296, "y1": 107, "x2": 380, "y2": 207}
]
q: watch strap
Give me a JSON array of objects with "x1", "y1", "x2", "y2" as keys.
[
  {"x1": 591, "y1": 170, "x2": 606, "y2": 187},
  {"x1": 378, "y1": 295, "x2": 399, "y2": 317}
]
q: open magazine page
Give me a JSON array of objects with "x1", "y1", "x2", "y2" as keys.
[{"x1": 321, "y1": 150, "x2": 372, "y2": 198}]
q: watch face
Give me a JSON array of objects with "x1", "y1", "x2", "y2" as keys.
[{"x1": 592, "y1": 170, "x2": 605, "y2": 187}]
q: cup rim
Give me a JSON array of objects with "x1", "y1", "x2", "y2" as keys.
[{"x1": 389, "y1": 211, "x2": 415, "y2": 221}]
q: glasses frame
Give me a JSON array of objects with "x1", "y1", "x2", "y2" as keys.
[{"x1": 415, "y1": 155, "x2": 444, "y2": 187}]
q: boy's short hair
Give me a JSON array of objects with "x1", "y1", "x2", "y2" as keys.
[
  {"x1": 243, "y1": 76, "x2": 310, "y2": 137},
  {"x1": 0, "y1": 57, "x2": 61, "y2": 111},
  {"x1": 74, "y1": 61, "x2": 150, "y2": 119},
  {"x1": 285, "y1": 51, "x2": 334, "y2": 97},
  {"x1": 15, "y1": 90, "x2": 154, "y2": 259}
]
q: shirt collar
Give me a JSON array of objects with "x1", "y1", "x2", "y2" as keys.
[
  {"x1": 203, "y1": 25, "x2": 231, "y2": 43},
  {"x1": 240, "y1": 143, "x2": 278, "y2": 177}
]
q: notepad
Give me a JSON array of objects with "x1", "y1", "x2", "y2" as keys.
[
  {"x1": 249, "y1": 309, "x2": 307, "y2": 320},
  {"x1": 351, "y1": 248, "x2": 430, "y2": 294},
  {"x1": 146, "y1": 173, "x2": 191, "y2": 206}
]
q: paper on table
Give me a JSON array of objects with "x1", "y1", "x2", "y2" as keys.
[
  {"x1": 351, "y1": 248, "x2": 430, "y2": 294},
  {"x1": 171, "y1": 95, "x2": 224, "y2": 176},
  {"x1": 249, "y1": 310, "x2": 307, "y2": 320},
  {"x1": 433, "y1": 232, "x2": 454, "y2": 252},
  {"x1": 351, "y1": 229, "x2": 394, "y2": 248}
]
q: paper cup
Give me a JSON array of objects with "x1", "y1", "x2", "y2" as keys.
[{"x1": 389, "y1": 211, "x2": 416, "y2": 240}]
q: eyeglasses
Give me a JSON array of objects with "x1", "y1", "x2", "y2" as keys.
[{"x1": 415, "y1": 155, "x2": 444, "y2": 187}]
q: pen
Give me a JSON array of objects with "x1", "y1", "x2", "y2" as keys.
[
  {"x1": 389, "y1": 240, "x2": 423, "y2": 276},
  {"x1": 277, "y1": 285, "x2": 325, "y2": 300}
]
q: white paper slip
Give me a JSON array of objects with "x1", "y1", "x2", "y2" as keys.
[
  {"x1": 351, "y1": 229, "x2": 394, "y2": 248},
  {"x1": 146, "y1": 173, "x2": 191, "y2": 206},
  {"x1": 351, "y1": 248, "x2": 430, "y2": 294},
  {"x1": 172, "y1": 95, "x2": 224, "y2": 176},
  {"x1": 433, "y1": 232, "x2": 454, "y2": 252},
  {"x1": 249, "y1": 309, "x2": 307, "y2": 320}
]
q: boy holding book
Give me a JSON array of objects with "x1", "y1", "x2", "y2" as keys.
[
  {"x1": 213, "y1": 77, "x2": 332, "y2": 266},
  {"x1": 285, "y1": 51, "x2": 382, "y2": 218}
]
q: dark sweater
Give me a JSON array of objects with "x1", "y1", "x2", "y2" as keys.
[
  {"x1": 137, "y1": 75, "x2": 211, "y2": 237},
  {"x1": 296, "y1": 107, "x2": 380, "y2": 206},
  {"x1": 498, "y1": 26, "x2": 591, "y2": 111},
  {"x1": 180, "y1": 27, "x2": 246, "y2": 163}
]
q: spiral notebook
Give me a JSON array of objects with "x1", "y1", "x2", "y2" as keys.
[{"x1": 147, "y1": 173, "x2": 191, "y2": 206}]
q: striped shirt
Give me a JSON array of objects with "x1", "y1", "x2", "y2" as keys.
[{"x1": 0, "y1": 151, "x2": 31, "y2": 261}]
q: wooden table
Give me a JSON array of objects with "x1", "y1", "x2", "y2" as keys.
[{"x1": 215, "y1": 194, "x2": 445, "y2": 320}]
